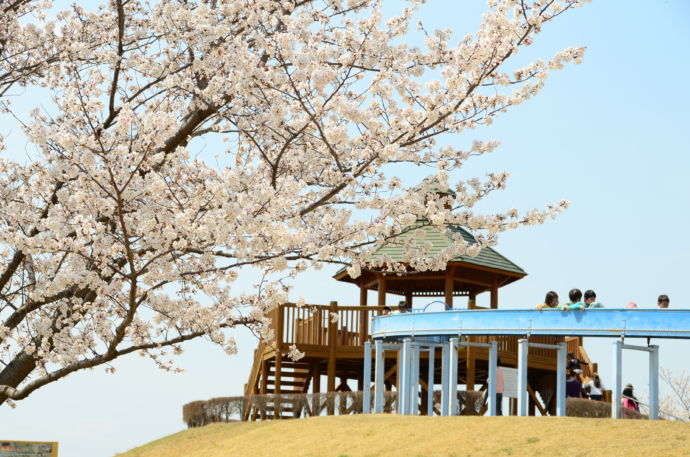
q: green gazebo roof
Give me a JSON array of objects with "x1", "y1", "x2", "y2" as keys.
[
  {"x1": 334, "y1": 221, "x2": 526, "y2": 287},
  {"x1": 368, "y1": 223, "x2": 525, "y2": 276}
]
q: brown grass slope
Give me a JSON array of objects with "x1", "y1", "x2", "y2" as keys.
[{"x1": 116, "y1": 415, "x2": 690, "y2": 457}]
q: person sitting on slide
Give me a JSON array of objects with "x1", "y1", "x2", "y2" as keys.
[
  {"x1": 558, "y1": 288, "x2": 586, "y2": 310},
  {"x1": 536, "y1": 291, "x2": 559, "y2": 310}
]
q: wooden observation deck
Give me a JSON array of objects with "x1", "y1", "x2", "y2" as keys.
[{"x1": 244, "y1": 218, "x2": 598, "y2": 419}]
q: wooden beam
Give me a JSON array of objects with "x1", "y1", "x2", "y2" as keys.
[
  {"x1": 444, "y1": 266, "x2": 455, "y2": 309},
  {"x1": 361, "y1": 277, "x2": 379, "y2": 289},
  {"x1": 258, "y1": 360, "x2": 269, "y2": 420},
  {"x1": 384, "y1": 364, "x2": 397, "y2": 383},
  {"x1": 456, "y1": 277, "x2": 494, "y2": 287},
  {"x1": 276, "y1": 304, "x2": 285, "y2": 352},
  {"x1": 311, "y1": 362, "x2": 321, "y2": 416},
  {"x1": 274, "y1": 353, "x2": 282, "y2": 418},
  {"x1": 311, "y1": 362, "x2": 321, "y2": 393},
  {"x1": 466, "y1": 340, "x2": 475, "y2": 391},
  {"x1": 377, "y1": 275, "x2": 387, "y2": 307},
  {"x1": 527, "y1": 384, "x2": 548, "y2": 416},
  {"x1": 447, "y1": 261, "x2": 526, "y2": 279},
  {"x1": 359, "y1": 285, "x2": 368, "y2": 343},
  {"x1": 327, "y1": 301, "x2": 337, "y2": 392},
  {"x1": 490, "y1": 281, "x2": 498, "y2": 309}
]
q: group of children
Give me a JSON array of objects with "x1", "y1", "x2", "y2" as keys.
[
  {"x1": 537, "y1": 289, "x2": 671, "y2": 310},
  {"x1": 536, "y1": 288, "x2": 602, "y2": 310}
]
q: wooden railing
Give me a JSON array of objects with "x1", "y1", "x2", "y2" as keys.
[
  {"x1": 268, "y1": 304, "x2": 591, "y2": 371},
  {"x1": 244, "y1": 341, "x2": 266, "y2": 396},
  {"x1": 269, "y1": 303, "x2": 386, "y2": 351}
]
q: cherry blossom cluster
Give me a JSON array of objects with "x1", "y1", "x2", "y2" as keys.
[{"x1": 0, "y1": 0, "x2": 587, "y2": 403}]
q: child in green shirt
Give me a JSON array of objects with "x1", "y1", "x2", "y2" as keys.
[
  {"x1": 584, "y1": 289, "x2": 604, "y2": 308},
  {"x1": 557, "y1": 288, "x2": 586, "y2": 310}
]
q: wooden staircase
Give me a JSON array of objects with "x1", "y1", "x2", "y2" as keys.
[{"x1": 244, "y1": 344, "x2": 314, "y2": 420}]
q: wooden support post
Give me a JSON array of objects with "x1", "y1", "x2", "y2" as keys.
[
  {"x1": 275, "y1": 304, "x2": 285, "y2": 353},
  {"x1": 312, "y1": 362, "x2": 321, "y2": 417},
  {"x1": 468, "y1": 291, "x2": 477, "y2": 310},
  {"x1": 420, "y1": 383, "x2": 428, "y2": 415},
  {"x1": 527, "y1": 384, "x2": 547, "y2": 416},
  {"x1": 405, "y1": 292, "x2": 412, "y2": 309},
  {"x1": 327, "y1": 301, "x2": 338, "y2": 393},
  {"x1": 359, "y1": 284, "x2": 368, "y2": 344},
  {"x1": 490, "y1": 281, "x2": 498, "y2": 309},
  {"x1": 312, "y1": 362, "x2": 321, "y2": 393},
  {"x1": 527, "y1": 390, "x2": 537, "y2": 416},
  {"x1": 274, "y1": 353, "x2": 282, "y2": 418},
  {"x1": 444, "y1": 267, "x2": 455, "y2": 309},
  {"x1": 377, "y1": 275, "x2": 386, "y2": 307},
  {"x1": 259, "y1": 360, "x2": 269, "y2": 420},
  {"x1": 273, "y1": 304, "x2": 284, "y2": 418},
  {"x1": 466, "y1": 341, "x2": 475, "y2": 391},
  {"x1": 260, "y1": 361, "x2": 269, "y2": 394}
]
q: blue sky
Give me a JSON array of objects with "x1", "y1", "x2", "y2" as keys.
[{"x1": 1, "y1": 1, "x2": 690, "y2": 456}]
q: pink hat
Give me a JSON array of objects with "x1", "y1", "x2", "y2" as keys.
[{"x1": 625, "y1": 302, "x2": 638, "y2": 308}]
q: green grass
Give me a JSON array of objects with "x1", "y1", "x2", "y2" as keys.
[{"x1": 116, "y1": 415, "x2": 690, "y2": 457}]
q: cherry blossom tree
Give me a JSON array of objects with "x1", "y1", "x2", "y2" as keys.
[
  {"x1": 659, "y1": 368, "x2": 690, "y2": 420},
  {"x1": 0, "y1": 0, "x2": 587, "y2": 405}
]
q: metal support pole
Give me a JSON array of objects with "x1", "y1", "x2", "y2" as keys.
[
  {"x1": 427, "y1": 348, "x2": 435, "y2": 416},
  {"x1": 399, "y1": 339, "x2": 411, "y2": 415},
  {"x1": 612, "y1": 339, "x2": 622, "y2": 419},
  {"x1": 441, "y1": 343, "x2": 449, "y2": 416},
  {"x1": 649, "y1": 345, "x2": 659, "y2": 420},
  {"x1": 409, "y1": 345, "x2": 420, "y2": 415},
  {"x1": 374, "y1": 340, "x2": 384, "y2": 413},
  {"x1": 487, "y1": 341, "x2": 497, "y2": 417},
  {"x1": 449, "y1": 338, "x2": 459, "y2": 416},
  {"x1": 556, "y1": 342, "x2": 567, "y2": 417},
  {"x1": 363, "y1": 341, "x2": 371, "y2": 414},
  {"x1": 517, "y1": 339, "x2": 529, "y2": 416}
]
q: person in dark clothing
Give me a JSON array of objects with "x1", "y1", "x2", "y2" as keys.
[
  {"x1": 566, "y1": 352, "x2": 589, "y2": 375},
  {"x1": 565, "y1": 372, "x2": 583, "y2": 398}
]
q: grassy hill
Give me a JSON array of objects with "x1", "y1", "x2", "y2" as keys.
[{"x1": 116, "y1": 415, "x2": 690, "y2": 457}]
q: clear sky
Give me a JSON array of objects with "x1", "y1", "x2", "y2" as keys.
[{"x1": 1, "y1": 1, "x2": 690, "y2": 456}]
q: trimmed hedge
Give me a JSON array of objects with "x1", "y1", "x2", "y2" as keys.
[
  {"x1": 183, "y1": 389, "x2": 487, "y2": 427},
  {"x1": 566, "y1": 398, "x2": 647, "y2": 419}
]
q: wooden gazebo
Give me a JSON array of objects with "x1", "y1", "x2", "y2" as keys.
[{"x1": 333, "y1": 221, "x2": 527, "y2": 311}]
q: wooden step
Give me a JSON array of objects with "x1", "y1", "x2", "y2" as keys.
[
  {"x1": 267, "y1": 380, "x2": 308, "y2": 387},
  {"x1": 268, "y1": 370, "x2": 310, "y2": 379},
  {"x1": 263, "y1": 389, "x2": 303, "y2": 394}
]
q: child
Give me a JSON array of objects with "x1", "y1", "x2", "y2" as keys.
[
  {"x1": 657, "y1": 294, "x2": 670, "y2": 309},
  {"x1": 622, "y1": 384, "x2": 640, "y2": 411},
  {"x1": 536, "y1": 291, "x2": 559, "y2": 310},
  {"x1": 583, "y1": 290, "x2": 604, "y2": 308},
  {"x1": 584, "y1": 373, "x2": 604, "y2": 401},
  {"x1": 558, "y1": 288, "x2": 586, "y2": 310}
]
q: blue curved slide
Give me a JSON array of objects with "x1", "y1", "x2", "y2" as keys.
[{"x1": 372, "y1": 309, "x2": 690, "y2": 339}]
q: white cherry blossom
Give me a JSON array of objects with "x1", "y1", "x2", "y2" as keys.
[{"x1": 0, "y1": 0, "x2": 587, "y2": 404}]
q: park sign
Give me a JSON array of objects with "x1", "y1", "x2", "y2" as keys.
[{"x1": 0, "y1": 441, "x2": 57, "y2": 457}]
